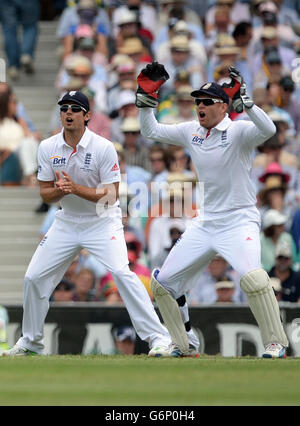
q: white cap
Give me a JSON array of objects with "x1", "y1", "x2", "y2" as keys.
[
  {"x1": 215, "y1": 280, "x2": 235, "y2": 290},
  {"x1": 262, "y1": 209, "x2": 287, "y2": 229},
  {"x1": 120, "y1": 116, "x2": 140, "y2": 132},
  {"x1": 275, "y1": 241, "x2": 292, "y2": 258},
  {"x1": 116, "y1": 9, "x2": 137, "y2": 26},
  {"x1": 117, "y1": 90, "x2": 136, "y2": 109}
]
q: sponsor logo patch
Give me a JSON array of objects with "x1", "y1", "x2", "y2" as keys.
[
  {"x1": 50, "y1": 155, "x2": 66, "y2": 166},
  {"x1": 191, "y1": 134, "x2": 204, "y2": 146},
  {"x1": 111, "y1": 163, "x2": 119, "y2": 171}
]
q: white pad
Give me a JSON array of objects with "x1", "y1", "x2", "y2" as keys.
[
  {"x1": 151, "y1": 270, "x2": 189, "y2": 353},
  {"x1": 240, "y1": 269, "x2": 288, "y2": 347}
]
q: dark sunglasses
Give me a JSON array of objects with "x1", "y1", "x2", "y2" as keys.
[
  {"x1": 60, "y1": 104, "x2": 87, "y2": 113},
  {"x1": 194, "y1": 98, "x2": 224, "y2": 106}
]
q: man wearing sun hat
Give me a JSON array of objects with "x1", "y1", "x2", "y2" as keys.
[
  {"x1": 269, "y1": 241, "x2": 300, "y2": 303},
  {"x1": 136, "y1": 61, "x2": 289, "y2": 359}
]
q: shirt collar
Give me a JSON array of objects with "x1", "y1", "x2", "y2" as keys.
[
  {"x1": 214, "y1": 114, "x2": 232, "y2": 131},
  {"x1": 58, "y1": 127, "x2": 92, "y2": 149}
]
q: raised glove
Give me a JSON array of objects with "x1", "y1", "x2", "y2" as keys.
[
  {"x1": 239, "y1": 82, "x2": 254, "y2": 109},
  {"x1": 136, "y1": 62, "x2": 169, "y2": 108},
  {"x1": 222, "y1": 66, "x2": 253, "y2": 113}
]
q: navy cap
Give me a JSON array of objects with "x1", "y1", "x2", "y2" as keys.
[
  {"x1": 191, "y1": 82, "x2": 229, "y2": 104},
  {"x1": 265, "y1": 49, "x2": 281, "y2": 65},
  {"x1": 58, "y1": 90, "x2": 90, "y2": 111},
  {"x1": 280, "y1": 75, "x2": 295, "y2": 91}
]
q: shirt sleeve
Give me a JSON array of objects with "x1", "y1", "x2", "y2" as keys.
[
  {"x1": 238, "y1": 105, "x2": 276, "y2": 151},
  {"x1": 37, "y1": 143, "x2": 56, "y2": 182},
  {"x1": 99, "y1": 142, "x2": 121, "y2": 184},
  {"x1": 139, "y1": 108, "x2": 190, "y2": 147}
]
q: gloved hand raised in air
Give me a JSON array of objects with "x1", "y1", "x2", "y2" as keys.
[
  {"x1": 136, "y1": 62, "x2": 169, "y2": 108},
  {"x1": 222, "y1": 66, "x2": 253, "y2": 113}
]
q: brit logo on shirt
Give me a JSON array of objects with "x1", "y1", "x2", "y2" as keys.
[{"x1": 191, "y1": 134, "x2": 204, "y2": 147}]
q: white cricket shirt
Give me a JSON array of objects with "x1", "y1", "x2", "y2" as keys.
[
  {"x1": 140, "y1": 106, "x2": 276, "y2": 215},
  {"x1": 37, "y1": 127, "x2": 121, "y2": 217}
]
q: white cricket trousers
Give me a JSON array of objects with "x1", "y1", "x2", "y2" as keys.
[
  {"x1": 158, "y1": 207, "x2": 262, "y2": 297},
  {"x1": 17, "y1": 213, "x2": 170, "y2": 353}
]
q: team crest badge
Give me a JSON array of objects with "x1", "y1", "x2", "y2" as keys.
[{"x1": 202, "y1": 83, "x2": 212, "y2": 89}]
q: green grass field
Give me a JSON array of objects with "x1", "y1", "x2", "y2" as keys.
[{"x1": 1, "y1": 355, "x2": 300, "y2": 406}]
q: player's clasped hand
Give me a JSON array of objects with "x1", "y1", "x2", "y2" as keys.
[{"x1": 55, "y1": 170, "x2": 75, "y2": 194}]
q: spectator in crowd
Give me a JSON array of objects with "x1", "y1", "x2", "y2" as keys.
[
  {"x1": 188, "y1": 255, "x2": 245, "y2": 304},
  {"x1": 56, "y1": 54, "x2": 108, "y2": 113},
  {"x1": 260, "y1": 208, "x2": 297, "y2": 271},
  {"x1": 56, "y1": 0, "x2": 110, "y2": 55},
  {"x1": 256, "y1": 162, "x2": 300, "y2": 229},
  {"x1": 269, "y1": 241, "x2": 300, "y2": 302},
  {"x1": 120, "y1": 116, "x2": 152, "y2": 171},
  {"x1": 111, "y1": 0, "x2": 157, "y2": 39},
  {"x1": 50, "y1": 279, "x2": 75, "y2": 302},
  {"x1": 232, "y1": 21, "x2": 253, "y2": 62},
  {"x1": 160, "y1": 35, "x2": 204, "y2": 95},
  {"x1": 149, "y1": 144, "x2": 169, "y2": 184},
  {"x1": 253, "y1": 46, "x2": 288, "y2": 90},
  {"x1": 251, "y1": 134, "x2": 299, "y2": 193},
  {"x1": 110, "y1": 89, "x2": 138, "y2": 142},
  {"x1": 111, "y1": 7, "x2": 153, "y2": 60},
  {"x1": 207, "y1": 33, "x2": 253, "y2": 94},
  {"x1": 72, "y1": 268, "x2": 98, "y2": 302},
  {"x1": 0, "y1": 0, "x2": 40, "y2": 79},
  {"x1": 150, "y1": 222, "x2": 185, "y2": 269},
  {"x1": 154, "y1": 0, "x2": 205, "y2": 49},
  {"x1": 272, "y1": 75, "x2": 300, "y2": 136},
  {"x1": 62, "y1": 7, "x2": 109, "y2": 60},
  {"x1": 205, "y1": 0, "x2": 251, "y2": 34},
  {"x1": 115, "y1": 143, "x2": 150, "y2": 230},
  {"x1": 111, "y1": 325, "x2": 136, "y2": 355},
  {"x1": 251, "y1": 1, "x2": 299, "y2": 48},
  {"x1": 251, "y1": 26, "x2": 296, "y2": 78},
  {"x1": 205, "y1": 4, "x2": 234, "y2": 55},
  {"x1": 0, "y1": 305, "x2": 9, "y2": 354},
  {"x1": 147, "y1": 184, "x2": 193, "y2": 268},
  {"x1": 115, "y1": 141, "x2": 151, "y2": 187},
  {"x1": 159, "y1": 85, "x2": 197, "y2": 124},
  {"x1": 165, "y1": 145, "x2": 194, "y2": 177},
  {"x1": 108, "y1": 60, "x2": 137, "y2": 115},
  {"x1": 60, "y1": 23, "x2": 108, "y2": 80},
  {"x1": 215, "y1": 279, "x2": 236, "y2": 304},
  {"x1": 0, "y1": 83, "x2": 39, "y2": 186},
  {"x1": 156, "y1": 18, "x2": 207, "y2": 69}
]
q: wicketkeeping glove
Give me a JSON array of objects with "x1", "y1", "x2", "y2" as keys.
[
  {"x1": 136, "y1": 62, "x2": 170, "y2": 108},
  {"x1": 222, "y1": 66, "x2": 253, "y2": 113}
]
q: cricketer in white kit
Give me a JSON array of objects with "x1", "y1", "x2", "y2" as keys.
[
  {"x1": 136, "y1": 63, "x2": 289, "y2": 359},
  {"x1": 2, "y1": 91, "x2": 170, "y2": 356}
]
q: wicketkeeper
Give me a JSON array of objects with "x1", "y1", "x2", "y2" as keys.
[{"x1": 136, "y1": 62, "x2": 289, "y2": 358}]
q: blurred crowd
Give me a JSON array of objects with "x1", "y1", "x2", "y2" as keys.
[{"x1": 1, "y1": 0, "x2": 300, "y2": 353}]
